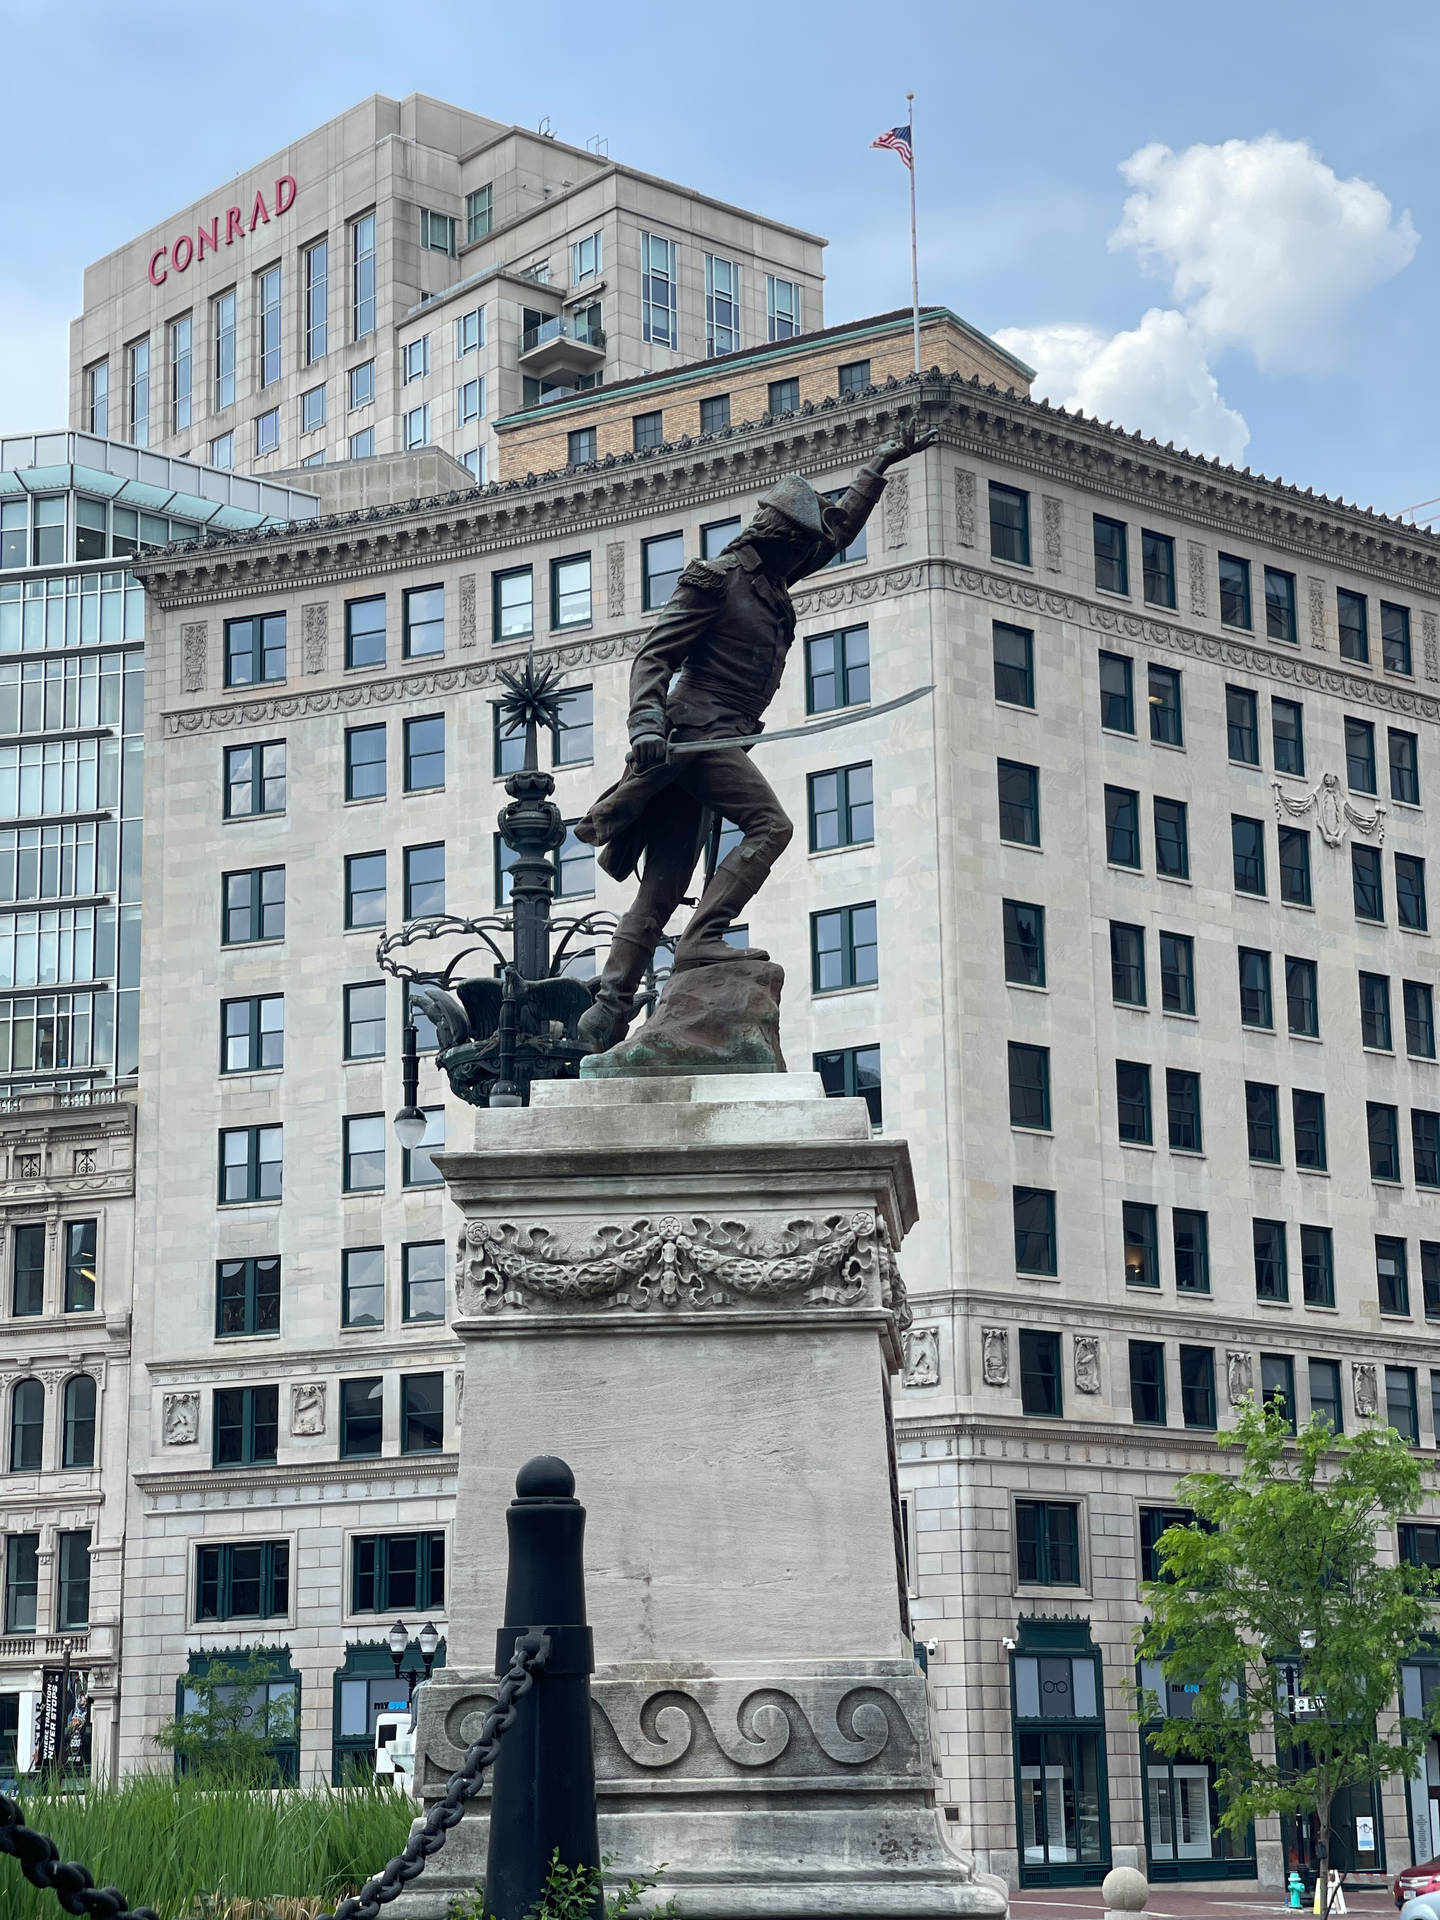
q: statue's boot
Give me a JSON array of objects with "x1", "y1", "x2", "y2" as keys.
[
  {"x1": 577, "y1": 932, "x2": 653, "y2": 1053},
  {"x1": 671, "y1": 852, "x2": 770, "y2": 971}
]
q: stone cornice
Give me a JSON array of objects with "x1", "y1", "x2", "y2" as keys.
[{"x1": 134, "y1": 1451, "x2": 459, "y2": 1498}]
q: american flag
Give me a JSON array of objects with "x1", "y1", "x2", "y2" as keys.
[{"x1": 872, "y1": 124, "x2": 913, "y2": 170}]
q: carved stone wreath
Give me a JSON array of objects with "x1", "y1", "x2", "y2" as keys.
[{"x1": 459, "y1": 1210, "x2": 907, "y2": 1321}]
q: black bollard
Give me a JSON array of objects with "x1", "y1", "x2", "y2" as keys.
[{"x1": 484, "y1": 1456, "x2": 602, "y2": 1920}]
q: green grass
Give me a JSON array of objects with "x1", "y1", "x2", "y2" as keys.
[{"x1": 2, "y1": 1773, "x2": 416, "y2": 1918}]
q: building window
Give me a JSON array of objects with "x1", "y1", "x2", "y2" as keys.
[
  {"x1": 1008, "y1": 1043, "x2": 1051, "y2": 1131},
  {"x1": 1105, "y1": 786, "x2": 1140, "y2": 867},
  {"x1": 302, "y1": 238, "x2": 328, "y2": 365},
  {"x1": 61, "y1": 1377, "x2": 95, "y2": 1470},
  {"x1": 1264, "y1": 567, "x2": 1297, "y2": 644},
  {"x1": 989, "y1": 483, "x2": 1030, "y2": 565},
  {"x1": 765, "y1": 274, "x2": 801, "y2": 341},
  {"x1": 1285, "y1": 956, "x2": 1318, "y2": 1036},
  {"x1": 403, "y1": 405, "x2": 430, "y2": 449},
  {"x1": 8, "y1": 1380, "x2": 42, "y2": 1470},
  {"x1": 1159, "y1": 931, "x2": 1194, "y2": 1014},
  {"x1": 344, "y1": 852, "x2": 386, "y2": 929},
  {"x1": 1245, "y1": 1082, "x2": 1280, "y2": 1163},
  {"x1": 811, "y1": 903, "x2": 877, "y2": 991},
  {"x1": 767, "y1": 377, "x2": 799, "y2": 415},
  {"x1": 815, "y1": 1046, "x2": 882, "y2": 1126},
  {"x1": 1115, "y1": 1061, "x2": 1152, "y2": 1145},
  {"x1": 341, "y1": 1247, "x2": 384, "y2": 1329},
  {"x1": 64, "y1": 1220, "x2": 96, "y2": 1313},
  {"x1": 1013, "y1": 1185, "x2": 1058, "y2": 1276},
  {"x1": 997, "y1": 760, "x2": 1039, "y2": 847},
  {"x1": 699, "y1": 395, "x2": 731, "y2": 435},
  {"x1": 1352, "y1": 845, "x2": 1384, "y2": 922},
  {"x1": 1098, "y1": 651, "x2": 1134, "y2": 732},
  {"x1": 344, "y1": 982, "x2": 385, "y2": 1060},
  {"x1": 1430, "y1": 1251, "x2": 1440, "y2": 1321},
  {"x1": 1016, "y1": 1501, "x2": 1080, "y2": 1585},
  {"x1": 126, "y1": 337, "x2": 150, "y2": 447},
  {"x1": 493, "y1": 567, "x2": 534, "y2": 642},
  {"x1": 1232, "y1": 816, "x2": 1266, "y2": 895},
  {"x1": 1405, "y1": 980, "x2": 1436, "y2": 1058},
  {"x1": 642, "y1": 233, "x2": 678, "y2": 346},
  {"x1": 1148, "y1": 666, "x2": 1182, "y2": 745},
  {"x1": 197, "y1": 1541, "x2": 289, "y2": 1622},
  {"x1": 351, "y1": 213, "x2": 376, "y2": 339},
  {"x1": 1413, "y1": 1109, "x2": 1440, "y2": 1188},
  {"x1": 1387, "y1": 1366, "x2": 1420, "y2": 1443},
  {"x1": 704, "y1": 254, "x2": 740, "y2": 356},
  {"x1": 1338, "y1": 589, "x2": 1368, "y2": 662},
  {"x1": 1179, "y1": 1347, "x2": 1216, "y2": 1429},
  {"x1": 344, "y1": 596, "x2": 386, "y2": 670},
  {"x1": 1368, "y1": 1101, "x2": 1401, "y2": 1181},
  {"x1": 1396, "y1": 853, "x2": 1428, "y2": 931},
  {"x1": 1018, "y1": 1327, "x2": 1062, "y2": 1410},
  {"x1": 348, "y1": 428, "x2": 374, "y2": 460},
  {"x1": 1123, "y1": 1202, "x2": 1159, "y2": 1288},
  {"x1": 555, "y1": 687, "x2": 593, "y2": 765},
  {"x1": 223, "y1": 867, "x2": 284, "y2": 944},
  {"x1": 224, "y1": 614, "x2": 286, "y2": 688},
  {"x1": 255, "y1": 408, "x2": 280, "y2": 457},
  {"x1": 1272, "y1": 698, "x2": 1304, "y2": 775},
  {"x1": 1345, "y1": 716, "x2": 1377, "y2": 793},
  {"x1": 1129, "y1": 1341, "x2": 1166, "y2": 1425},
  {"x1": 1382, "y1": 601, "x2": 1412, "y2": 674},
  {"x1": 633, "y1": 410, "x2": 664, "y2": 452},
  {"x1": 642, "y1": 533, "x2": 685, "y2": 610},
  {"x1": 1388, "y1": 728, "x2": 1420, "y2": 805},
  {"x1": 1238, "y1": 947, "x2": 1273, "y2": 1028},
  {"x1": 343, "y1": 1113, "x2": 385, "y2": 1193},
  {"x1": 221, "y1": 995, "x2": 283, "y2": 1073},
  {"x1": 398, "y1": 585, "x2": 444, "y2": 660},
  {"x1": 1278, "y1": 826, "x2": 1312, "y2": 906},
  {"x1": 1110, "y1": 923, "x2": 1145, "y2": 1006},
  {"x1": 810, "y1": 763, "x2": 875, "y2": 850},
  {"x1": 466, "y1": 184, "x2": 493, "y2": 241},
  {"x1": 4, "y1": 1534, "x2": 37, "y2": 1633},
  {"x1": 1142, "y1": 529, "x2": 1176, "y2": 608},
  {"x1": 213, "y1": 1384, "x2": 278, "y2": 1466},
  {"x1": 1153, "y1": 797, "x2": 1188, "y2": 878},
  {"x1": 1174, "y1": 1211, "x2": 1210, "y2": 1295},
  {"x1": 403, "y1": 1241, "x2": 447, "y2": 1323},
  {"x1": 345, "y1": 724, "x2": 386, "y2": 802},
  {"x1": 992, "y1": 622, "x2": 1034, "y2": 706},
  {"x1": 300, "y1": 386, "x2": 325, "y2": 434},
  {"x1": 1166, "y1": 1069, "x2": 1202, "y2": 1151},
  {"x1": 1003, "y1": 899, "x2": 1045, "y2": 987},
  {"x1": 12, "y1": 1224, "x2": 43, "y2": 1316},
  {"x1": 419, "y1": 208, "x2": 456, "y2": 255},
  {"x1": 404, "y1": 843, "x2": 445, "y2": 918},
  {"x1": 1291, "y1": 1089, "x2": 1327, "y2": 1170},
  {"x1": 1306, "y1": 1357, "x2": 1343, "y2": 1433},
  {"x1": 1093, "y1": 516, "x2": 1128, "y2": 593},
  {"x1": 340, "y1": 1377, "x2": 383, "y2": 1458},
  {"x1": 568, "y1": 427, "x2": 597, "y2": 465},
  {"x1": 352, "y1": 1531, "x2": 444, "y2": 1613},
  {"x1": 1218, "y1": 552, "x2": 1251, "y2": 628},
  {"x1": 219, "y1": 1125, "x2": 281, "y2": 1203},
  {"x1": 806, "y1": 625, "x2": 869, "y2": 713},
  {"x1": 55, "y1": 1530, "x2": 90, "y2": 1629},
  {"x1": 403, "y1": 716, "x2": 445, "y2": 793},
  {"x1": 215, "y1": 1256, "x2": 281, "y2": 1337},
  {"x1": 169, "y1": 314, "x2": 192, "y2": 432},
  {"x1": 401, "y1": 1373, "x2": 444, "y2": 1454},
  {"x1": 1253, "y1": 1219, "x2": 1288, "y2": 1301},
  {"x1": 1226, "y1": 685, "x2": 1259, "y2": 763},
  {"x1": 456, "y1": 308, "x2": 484, "y2": 360},
  {"x1": 86, "y1": 360, "x2": 109, "y2": 437},
  {"x1": 402, "y1": 1108, "x2": 444, "y2": 1188},
  {"x1": 1377, "y1": 1235, "x2": 1410, "y2": 1315},
  {"x1": 550, "y1": 555, "x2": 592, "y2": 631},
  {"x1": 255, "y1": 265, "x2": 283, "y2": 388},
  {"x1": 213, "y1": 289, "x2": 236, "y2": 411},
  {"x1": 833, "y1": 359, "x2": 869, "y2": 395},
  {"x1": 1360, "y1": 971, "x2": 1393, "y2": 1050}
]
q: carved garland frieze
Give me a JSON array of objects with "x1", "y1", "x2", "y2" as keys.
[
  {"x1": 301, "y1": 603, "x2": 328, "y2": 673},
  {"x1": 1273, "y1": 773, "x2": 1384, "y2": 847},
  {"x1": 181, "y1": 623, "x2": 207, "y2": 693}
]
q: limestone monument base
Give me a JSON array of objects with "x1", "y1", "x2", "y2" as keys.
[{"x1": 406, "y1": 1073, "x2": 1006, "y2": 1917}]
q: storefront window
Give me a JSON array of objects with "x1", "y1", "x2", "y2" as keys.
[
  {"x1": 332, "y1": 1638, "x2": 445, "y2": 1782},
  {"x1": 1404, "y1": 1657, "x2": 1440, "y2": 1863},
  {"x1": 1011, "y1": 1619, "x2": 1111, "y2": 1886},
  {"x1": 1137, "y1": 1659, "x2": 1255, "y2": 1881}
]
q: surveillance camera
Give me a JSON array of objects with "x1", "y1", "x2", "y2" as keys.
[
  {"x1": 925, "y1": 1638, "x2": 938, "y2": 1657},
  {"x1": 1001, "y1": 1636, "x2": 1018, "y2": 1653}
]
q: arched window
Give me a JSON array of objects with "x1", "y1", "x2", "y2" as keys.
[
  {"x1": 62, "y1": 1374, "x2": 96, "y2": 1469},
  {"x1": 10, "y1": 1379, "x2": 43, "y2": 1472}
]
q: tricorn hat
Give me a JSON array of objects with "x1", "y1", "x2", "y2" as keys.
[{"x1": 755, "y1": 473, "x2": 827, "y2": 537}]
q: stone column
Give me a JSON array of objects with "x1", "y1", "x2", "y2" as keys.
[{"x1": 410, "y1": 1073, "x2": 1006, "y2": 1917}]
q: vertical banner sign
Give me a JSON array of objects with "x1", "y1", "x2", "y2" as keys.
[
  {"x1": 36, "y1": 1669, "x2": 91, "y2": 1774},
  {"x1": 35, "y1": 1669, "x2": 63, "y2": 1771}
]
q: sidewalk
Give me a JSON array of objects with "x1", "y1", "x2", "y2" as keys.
[{"x1": 1010, "y1": 1886, "x2": 1394, "y2": 1917}]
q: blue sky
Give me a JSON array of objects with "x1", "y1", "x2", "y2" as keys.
[{"x1": 1, "y1": 0, "x2": 1434, "y2": 517}]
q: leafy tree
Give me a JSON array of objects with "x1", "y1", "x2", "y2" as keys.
[
  {"x1": 152, "y1": 1653, "x2": 297, "y2": 1786},
  {"x1": 1138, "y1": 1403, "x2": 1440, "y2": 1918}
]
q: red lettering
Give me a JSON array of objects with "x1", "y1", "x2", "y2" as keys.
[
  {"x1": 225, "y1": 206, "x2": 245, "y2": 245},
  {"x1": 195, "y1": 217, "x2": 219, "y2": 261},
  {"x1": 249, "y1": 190, "x2": 270, "y2": 232},
  {"x1": 274, "y1": 175, "x2": 297, "y2": 215},
  {"x1": 171, "y1": 234, "x2": 194, "y2": 273},
  {"x1": 147, "y1": 247, "x2": 169, "y2": 287}
]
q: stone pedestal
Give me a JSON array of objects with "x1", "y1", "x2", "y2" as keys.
[{"x1": 409, "y1": 1074, "x2": 1006, "y2": 1917}]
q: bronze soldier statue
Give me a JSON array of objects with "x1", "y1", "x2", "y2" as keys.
[{"x1": 574, "y1": 414, "x2": 934, "y2": 1054}]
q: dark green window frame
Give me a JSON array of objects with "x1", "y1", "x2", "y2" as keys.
[
  {"x1": 402, "y1": 1241, "x2": 446, "y2": 1323},
  {"x1": 805, "y1": 625, "x2": 870, "y2": 714},
  {"x1": 196, "y1": 1540, "x2": 290, "y2": 1621},
  {"x1": 341, "y1": 1247, "x2": 385, "y2": 1329},
  {"x1": 808, "y1": 762, "x2": 874, "y2": 850},
  {"x1": 345, "y1": 725, "x2": 386, "y2": 801},
  {"x1": 810, "y1": 903, "x2": 877, "y2": 992},
  {"x1": 401, "y1": 1372, "x2": 444, "y2": 1454},
  {"x1": 345, "y1": 596, "x2": 386, "y2": 669},
  {"x1": 1173, "y1": 1212, "x2": 1210, "y2": 1295},
  {"x1": 1093, "y1": 515, "x2": 1128, "y2": 594},
  {"x1": 351, "y1": 1531, "x2": 445, "y2": 1613},
  {"x1": 403, "y1": 715, "x2": 445, "y2": 792},
  {"x1": 218, "y1": 1125, "x2": 282, "y2": 1203},
  {"x1": 344, "y1": 981, "x2": 385, "y2": 1060},
  {"x1": 1016, "y1": 1500, "x2": 1080, "y2": 1585},
  {"x1": 222, "y1": 866, "x2": 284, "y2": 944},
  {"x1": 212, "y1": 1384, "x2": 279, "y2": 1466},
  {"x1": 1178, "y1": 1348, "x2": 1216, "y2": 1429},
  {"x1": 814, "y1": 1046, "x2": 882, "y2": 1125},
  {"x1": 224, "y1": 612, "x2": 286, "y2": 687},
  {"x1": 340, "y1": 1376, "x2": 384, "y2": 1458},
  {"x1": 402, "y1": 584, "x2": 444, "y2": 659},
  {"x1": 220, "y1": 994, "x2": 283, "y2": 1072},
  {"x1": 215, "y1": 1256, "x2": 281, "y2": 1337},
  {"x1": 493, "y1": 567, "x2": 534, "y2": 642},
  {"x1": 12, "y1": 1222, "x2": 43, "y2": 1316},
  {"x1": 64, "y1": 1219, "x2": 96, "y2": 1312}
]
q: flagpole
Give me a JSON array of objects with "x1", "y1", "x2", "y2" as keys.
[{"x1": 907, "y1": 90, "x2": 920, "y2": 374}]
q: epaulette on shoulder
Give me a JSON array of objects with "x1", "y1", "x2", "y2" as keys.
[{"x1": 677, "y1": 557, "x2": 729, "y2": 593}]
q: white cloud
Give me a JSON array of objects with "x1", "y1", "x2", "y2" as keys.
[
  {"x1": 994, "y1": 308, "x2": 1250, "y2": 465},
  {"x1": 1111, "y1": 136, "x2": 1418, "y2": 371}
]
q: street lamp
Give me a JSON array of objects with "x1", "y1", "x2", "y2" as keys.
[{"x1": 387, "y1": 1618, "x2": 441, "y2": 1699}]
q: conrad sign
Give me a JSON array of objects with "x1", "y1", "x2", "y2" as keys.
[{"x1": 148, "y1": 176, "x2": 298, "y2": 286}]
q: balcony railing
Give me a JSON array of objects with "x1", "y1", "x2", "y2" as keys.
[{"x1": 521, "y1": 319, "x2": 607, "y2": 355}]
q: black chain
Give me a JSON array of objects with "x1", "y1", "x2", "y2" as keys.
[
  {"x1": 320, "y1": 1627, "x2": 550, "y2": 1920},
  {"x1": 0, "y1": 1792, "x2": 160, "y2": 1920},
  {"x1": 0, "y1": 1631, "x2": 548, "y2": 1920}
]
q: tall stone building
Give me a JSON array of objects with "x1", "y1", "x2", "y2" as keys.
[
  {"x1": 127, "y1": 308, "x2": 1440, "y2": 1894},
  {"x1": 69, "y1": 93, "x2": 825, "y2": 488}
]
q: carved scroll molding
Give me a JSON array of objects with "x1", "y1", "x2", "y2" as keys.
[
  {"x1": 954, "y1": 468, "x2": 976, "y2": 547},
  {"x1": 607, "y1": 542, "x2": 626, "y2": 618},
  {"x1": 883, "y1": 471, "x2": 909, "y2": 551},
  {"x1": 1425, "y1": 610, "x2": 1439, "y2": 683},
  {"x1": 457, "y1": 574, "x2": 477, "y2": 649},
  {"x1": 1041, "y1": 495, "x2": 1063, "y2": 572},
  {"x1": 1273, "y1": 772, "x2": 1385, "y2": 847},
  {"x1": 181, "y1": 623, "x2": 207, "y2": 693},
  {"x1": 1307, "y1": 576, "x2": 1327, "y2": 650},
  {"x1": 301, "y1": 603, "x2": 327, "y2": 674},
  {"x1": 1187, "y1": 540, "x2": 1207, "y2": 618}
]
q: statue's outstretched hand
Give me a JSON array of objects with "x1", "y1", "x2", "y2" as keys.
[
  {"x1": 879, "y1": 413, "x2": 938, "y2": 468},
  {"x1": 629, "y1": 732, "x2": 667, "y2": 772}
]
